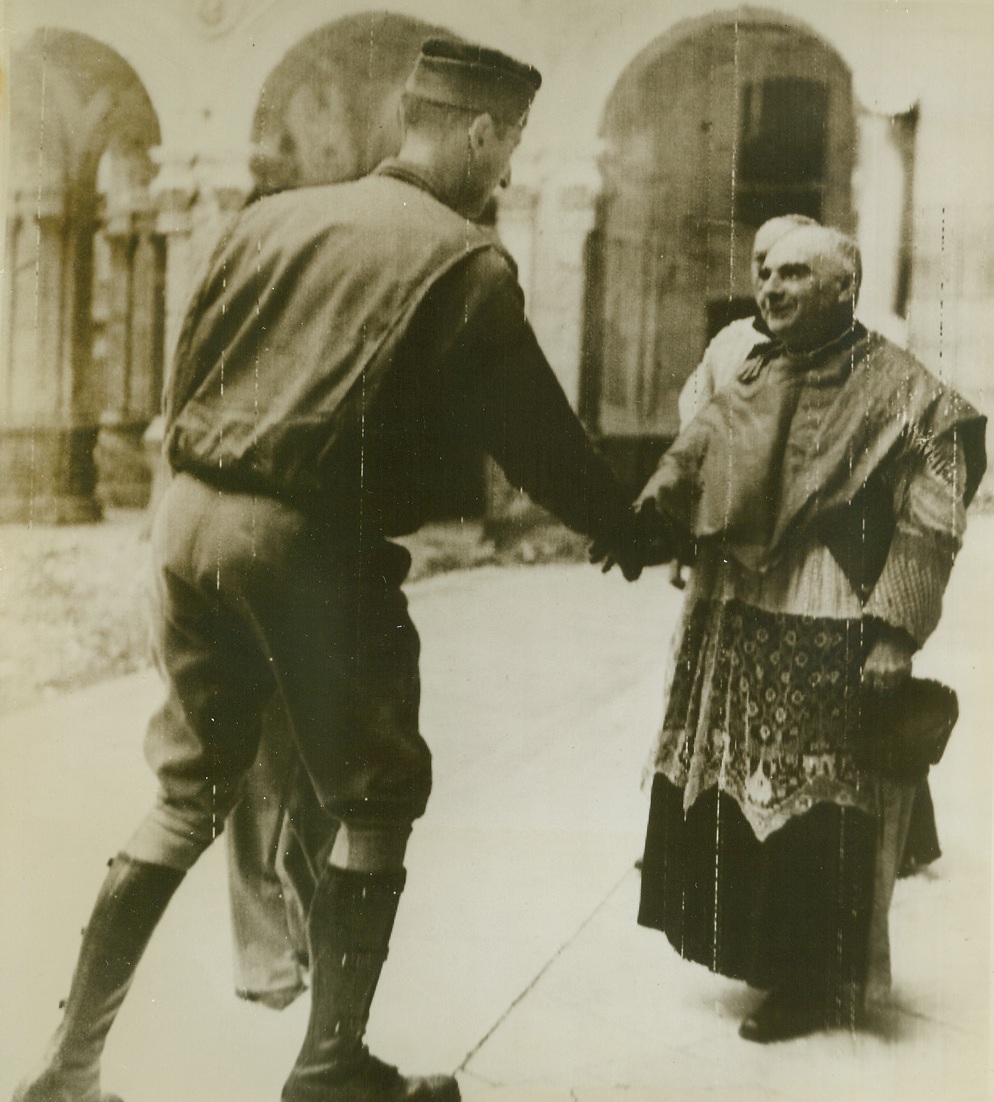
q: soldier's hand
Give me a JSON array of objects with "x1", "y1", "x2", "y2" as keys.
[
  {"x1": 862, "y1": 626, "x2": 914, "y2": 693},
  {"x1": 588, "y1": 540, "x2": 614, "y2": 572},
  {"x1": 588, "y1": 540, "x2": 641, "y2": 581},
  {"x1": 589, "y1": 501, "x2": 694, "y2": 582},
  {"x1": 588, "y1": 504, "x2": 648, "y2": 581}
]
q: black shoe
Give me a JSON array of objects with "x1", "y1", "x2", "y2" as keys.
[
  {"x1": 307, "y1": 1053, "x2": 459, "y2": 1102},
  {"x1": 738, "y1": 986, "x2": 856, "y2": 1043}
]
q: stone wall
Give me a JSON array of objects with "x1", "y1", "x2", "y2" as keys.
[{"x1": 2, "y1": 0, "x2": 991, "y2": 519}]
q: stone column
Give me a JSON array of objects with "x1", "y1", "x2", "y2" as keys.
[
  {"x1": 528, "y1": 157, "x2": 602, "y2": 408},
  {"x1": 149, "y1": 149, "x2": 198, "y2": 376},
  {"x1": 197, "y1": 150, "x2": 257, "y2": 220},
  {"x1": 485, "y1": 158, "x2": 604, "y2": 529},
  {"x1": 853, "y1": 110, "x2": 910, "y2": 346},
  {"x1": 149, "y1": 146, "x2": 254, "y2": 382},
  {"x1": 495, "y1": 181, "x2": 540, "y2": 306},
  {"x1": 142, "y1": 149, "x2": 198, "y2": 510},
  {"x1": 485, "y1": 180, "x2": 543, "y2": 527},
  {"x1": 141, "y1": 147, "x2": 254, "y2": 512},
  {"x1": 94, "y1": 204, "x2": 166, "y2": 507},
  {"x1": 0, "y1": 186, "x2": 102, "y2": 523},
  {"x1": 128, "y1": 209, "x2": 167, "y2": 417}
]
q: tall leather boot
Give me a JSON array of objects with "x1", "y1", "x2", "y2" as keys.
[
  {"x1": 14, "y1": 855, "x2": 185, "y2": 1102},
  {"x1": 282, "y1": 866, "x2": 459, "y2": 1102}
]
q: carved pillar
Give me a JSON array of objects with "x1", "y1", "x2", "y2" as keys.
[
  {"x1": 529, "y1": 158, "x2": 602, "y2": 408},
  {"x1": 94, "y1": 203, "x2": 166, "y2": 507},
  {"x1": 3, "y1": 189, "x2": 66, "y2": 426},
  {"x1": 141, "y1": 147, "x2": 254, "y2": 509},
  {"x1": 149, "y1": 146, "x2": 254, "y2": 382},
  {"x1": 140, "y1": 149, "x2": 198, "y2": 507},
  {"x1": 98, "y1": 208, "x2": 136, "y2": 419},
  {"x1": 2, "y1": 212, "x2": 16, "y2": 413},
  {"x1": 485, "y1": 160, "x2": 603, "y2": 528},
  {"x1": 0, "y1": 187, "x2": 102, "y2": 522},
  {"x1": 495, "y1": 181, "x2": 540, "y2": 306},
  {"x1": 129, "y1": 209, "x2": 167, "y2": 416},
  {"x1": 149, "y1": 149, "x2": 198, "y2": 375},
  {"x1": 197, "y1": 150, "x2": 257, "y2": 219},
  {"x1": 853, "y1": 110, "x2": 910, "y2": 345}
]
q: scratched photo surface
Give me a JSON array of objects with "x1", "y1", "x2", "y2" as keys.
[{"x1": 1, "y1": 2, "x2": 992, "y2": 1101}]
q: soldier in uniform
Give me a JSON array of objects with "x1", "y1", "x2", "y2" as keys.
[{"x1": 14, "y1": 39, "x2": 654, "y2": 1102}]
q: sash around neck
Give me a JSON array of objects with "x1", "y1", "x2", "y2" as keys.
[{"x1": 640, "y1": 328, "x2": 987, "y2": 577}]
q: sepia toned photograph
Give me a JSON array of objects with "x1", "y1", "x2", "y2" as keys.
[{"x1": 1, "y1": 2, "x2": 992, "y2": 1101}]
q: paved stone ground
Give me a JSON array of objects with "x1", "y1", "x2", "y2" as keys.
[{"x1": 1, "y1": 518, "x2": 992, "y2": 1102}]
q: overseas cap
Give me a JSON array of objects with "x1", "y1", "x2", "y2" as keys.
[{"x1": 405, "y1": 38, "x2": 542, "y2": 124}]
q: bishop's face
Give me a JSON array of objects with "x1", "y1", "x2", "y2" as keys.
[
  {"x1": 756, "y1": 229, "x2": 853, "y2": 351},
  {"x1": 750, "y1": 217, "x2": 807, "y2": 294}
]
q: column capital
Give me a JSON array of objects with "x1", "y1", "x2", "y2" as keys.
[
  {"x1": 12, "y1": 187, "x2": 66, "y2": 221},
  {"x1": 548, "y1": 153, "x2": 604, "y2": 230},
  {"x1": 103, "y1": 202, "x2": 160, "y2": 239},
  {"x1": 194, "y1": 148, "x2": 257, "y2": 213},
  {"x1": 540, "y1": 156, "x2": 604, "y2": 267},
  {"x1": 149, "y1": 147, "x2": 198, "y2": 234}
]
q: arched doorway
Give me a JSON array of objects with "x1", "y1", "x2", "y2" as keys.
[
  {"x1": 4, "y1": 29, "x2": 163, "y2": 520},
  {"x1": 582, "y1": 12, "x2": 855, "y2": 488},
  {"x1": 251, "y1": 12, "x2": 446, "y2": 193},
  {"x1": 249, "y1": 12, "x2": 483, "y2": 520}
]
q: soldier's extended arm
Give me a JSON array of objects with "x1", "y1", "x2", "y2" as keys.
[{"x1": 434, "y1": 250, "x2": 647, "y2": 574}]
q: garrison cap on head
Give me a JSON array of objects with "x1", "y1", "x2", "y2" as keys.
[{"x1": 405, "y1": 37, "x2": 542, "y2": 124}]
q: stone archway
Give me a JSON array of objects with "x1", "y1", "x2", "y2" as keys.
[
  {"x1": 581, "y1": 12, "x2": 855, "y2": 488},
  {"x1": 250, "y1": 12, "x2": 448, "y2": 194},
  {"x1": 4, "y1": 29, "x2": 163, "y2": 520}
]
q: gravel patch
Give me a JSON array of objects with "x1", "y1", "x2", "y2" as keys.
[
  {"x1": 0, "y1": 508, "x2": 588, "y2": 715},
  {"x1": 0, "y1": 510, "x2": 153, "y2": 714}
]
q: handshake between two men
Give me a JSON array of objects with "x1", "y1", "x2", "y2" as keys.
[{"x1": 589, "y1": 498, "x2": 696, "y2": 583}]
